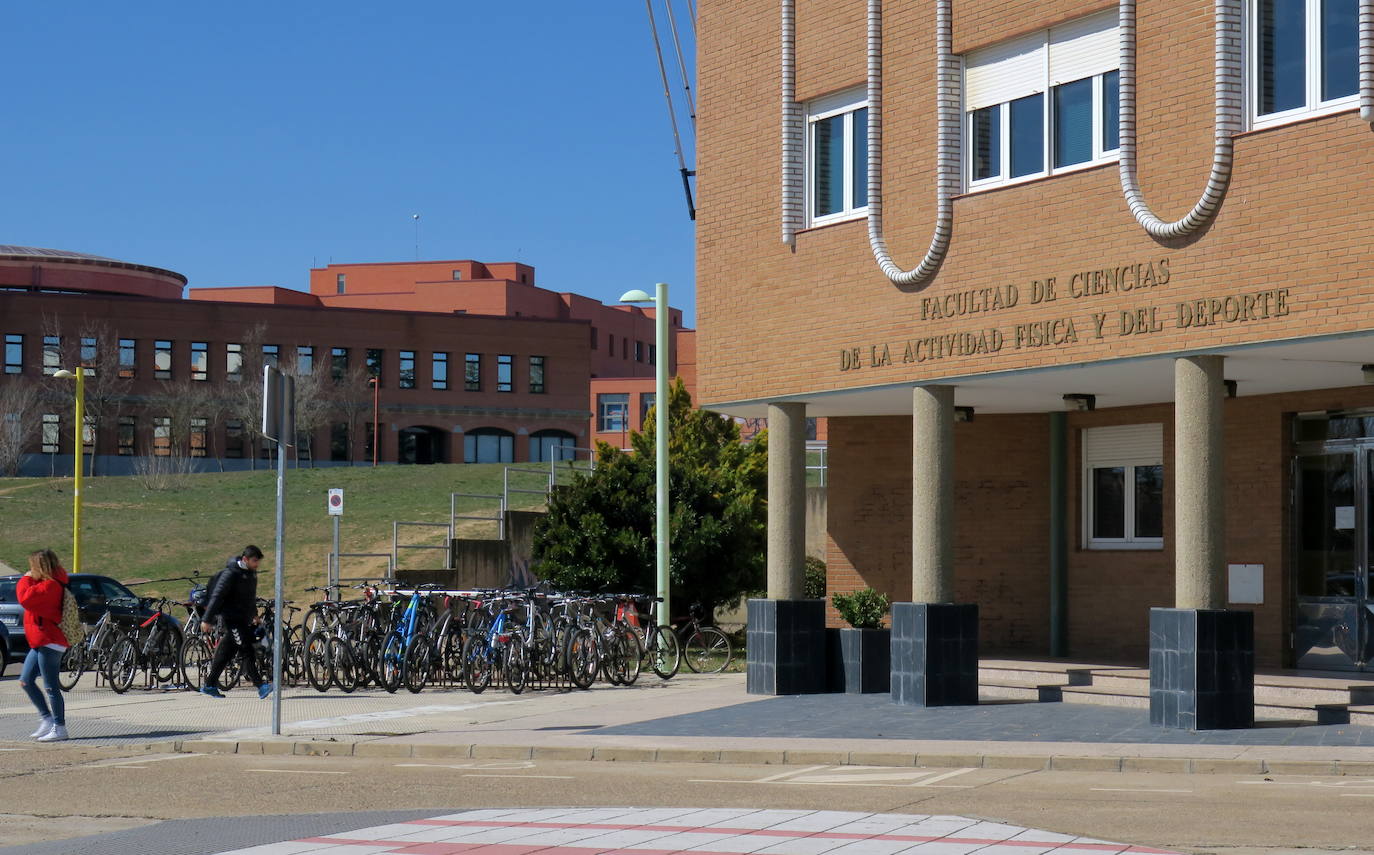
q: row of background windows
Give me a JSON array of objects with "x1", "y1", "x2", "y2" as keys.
[
  {"x1": 2, "y1": 336, "x2": 546, "y2": 393},
  {"x1": 596, "y1": 392, "x2": 658, "y2": 433},
  {"x1": 589, "y1": 327, "x2": 657, "y2": 364},
  {"x1": 804, "y1": 0, "x2": 1359, "y2": 221}
]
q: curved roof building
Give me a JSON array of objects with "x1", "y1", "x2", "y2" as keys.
[{"x1": 0, "y1": 244, "x2": 186, "y2": 300}]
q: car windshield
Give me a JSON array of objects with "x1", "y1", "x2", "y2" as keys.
[{"x1": 0, "y1": 579, "x2": 15, "y2": 603}]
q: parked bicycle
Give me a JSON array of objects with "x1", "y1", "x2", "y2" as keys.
[{"x1": 675, "y1": 602, "x2": 733, "y2": 674}]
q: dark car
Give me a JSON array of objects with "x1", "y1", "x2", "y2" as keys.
[{"x1": 0, "y1": 574, "x2": 166, "y2": 659}]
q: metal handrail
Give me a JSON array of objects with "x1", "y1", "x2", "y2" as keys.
[
  {"x1": 392, "y1": 521, "x2": 454, "y2": 571},
  {"x1": 451, "y1": 492, "x2": 506, "y2": 540}
]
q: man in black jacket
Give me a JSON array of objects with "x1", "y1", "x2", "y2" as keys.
[{"x1": 198, "y1": 545, "x2": 272, "y2": 699}]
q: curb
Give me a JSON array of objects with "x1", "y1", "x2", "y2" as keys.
[{"x1": 143, "y1": 740, "x2": 1374, "y2": 776}]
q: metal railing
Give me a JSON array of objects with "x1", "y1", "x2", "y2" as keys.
[
  {"x1": 451, "y1": 492, "x2": 506, "y2": 540},
  {"x1": 327, "y1": 552, "x2": 396, "y2": 599},
  {"x1": 392, "y1": 520, "x2": 454, "y2": 571}
]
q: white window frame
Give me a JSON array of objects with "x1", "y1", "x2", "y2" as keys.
[
  {"x1": 804, "y1": 89, "x2": 869, "y2": 228},
  {"x1": 1082, "y1": 424, "x2": 1165, "y2": 550},
  {"x1": 964, "y1": 13, "x2": 1120, "y2": 192},
  {"x1": 1247, "y1": 0, "x2": 1360, "y2": 129}
]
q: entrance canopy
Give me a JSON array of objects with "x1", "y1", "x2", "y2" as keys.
[{"x1": 707, "y1": 331, "x2": 1374, "y2": 418}]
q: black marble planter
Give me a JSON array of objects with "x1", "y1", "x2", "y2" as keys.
[
  {"x1": 839, "y1": 627, "x2": 891, "y2": 694},
  {"x1": 1149, "y1": 607, "x2": 1255, "y2": 731},
  {"x1": 825, "y1": 627, "x2": 845, "y2": 693},
  {"x1": 890, "y1": 602, "x2": 979, "y2": 707},
  {"x1": 746, "y1": 598, "x2": 826, "y2": 695}
]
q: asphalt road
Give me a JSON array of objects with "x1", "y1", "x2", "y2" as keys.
[{"x1": 2, "y1": 746, "x2": 1373, "y2": 855}]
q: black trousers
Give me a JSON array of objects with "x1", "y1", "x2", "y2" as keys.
[{"x1": 205, "y1": 619, "x2": 263, "y2": 688}]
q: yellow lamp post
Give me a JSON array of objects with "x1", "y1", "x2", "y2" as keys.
[{"x1": 52, "y1": 367, "x2": 85, "y2": 573}]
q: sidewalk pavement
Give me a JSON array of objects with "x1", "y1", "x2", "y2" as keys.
[{"x1": 4, "y1": 673, "x2": 1374, "y2": 773}]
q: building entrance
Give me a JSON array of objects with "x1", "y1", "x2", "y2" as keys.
[{"x1": 1294, "y1": 415, "x2": 1374, "y2": 670}]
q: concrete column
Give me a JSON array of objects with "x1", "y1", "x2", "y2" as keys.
[
  {"x1": 766, "y1": 402, "x2": 807, "y2": 599},
  {"x1": 912, "y1": 385, "x2": 955, "y2": 603},
  {"x1": 1174, "y1": 355, "x2": 1226, "y2": 610}
]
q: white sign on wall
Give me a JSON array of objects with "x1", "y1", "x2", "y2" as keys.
[{"x1": 1227, "y1": 564, "x2": 1263, "y2": 605}]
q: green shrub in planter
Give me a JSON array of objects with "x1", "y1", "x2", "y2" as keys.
[
  {"x1": 831, "y1": 587, "x2": 890, "y2": 630},
  {"x1": 803, "y1": 556, "x2": 826, "y2": 599}
]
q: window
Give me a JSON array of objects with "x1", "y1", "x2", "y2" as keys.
[
  {"x1": 118, "y1": 416, "x2": 135, "y2": 456},
  {"x1": 262, "y1": 344, "x2": 279, "y2": 369},
  {"x1": 336, "y1": 273, "x2": 346, "y2": 294},
  {"x1": 432, "y1": 352, "x2": 449, "y2": 390},
  {"x1": 465, "y1": 353, "x2": 481, "y2": 391},
  {"x1": 226, "y1": 343, "x2": 243, "y2": 383},
  {"x1": 365, "y1": 348, "x2": 383, "y2": 380},
  {"x1": 1252, "y1": 0, "x2": 1358, "y2": 124},
  {"x1": 297, "y1": 345, "x2": 314, "y2": 375},
  {"x1": 83, "y1": 415, "x2": 94, "y2": 451},
  {"x1": 530, "y1": 430, "x2": 575, "y2": 463},
  {"x1": 331, "y1": 347, "x2": 348, "y2": 383},
  {"x1": 965, "y1": 11, "x2": 1119, "y2": 189},
  {"x1": 1082, "y1": 424, "x2": 1164, "y2": 549},
  {"x1": 598, "y1": 393, "x2": 629, "y2": 432},
  {"x1": 398, "y1": 351, "x2": 415, "y2": 389},
  {"x1": 80, "y1": 337, "x2": 97, "y2": 375},
  {"x1": 641, "y1": 392, "x2": 657, "y2": 422},
  {"x1": 452, "y1": 269, "x2": 463, "y2": 280},
  {"x1": 463, "y1": 428, "x2": 514, "y2": 463},
  {"x1": 190, "y1": 418, "x2": 208, "y2": 457},
  {"x1": 591, "y1": 327, "x2": 599, "y2": 350},
  {"x1": 805, "y1": 89, "x2": 868, "y2": 226},
  {"x1": 43, "y1": 336, "x2": 61, "y2": 375},
  {"x1": 649, "y1": 344, "x2": 656, "y2": 365},
  {"x1": 497, "y1": 354, "x2": 513, "y2": 392},
  {"x1": 608, "y1": 334, "x2": 614, "y2": 355},
  {"x1": 622, "y1": 338, "x2": 629, "y2": 359},
  {"x1": 118, "y1": 338, "x2": 136, "y2": 379},
  {"x1": 41, "y1": 414, "x2": 59, "y2": 453},
  {"x1": 225, "y1": 419, "x2": 244, "y2": 458},
  {"x1": 154, "y1": 340, "x2": 173, "y2": 380},
  {"x1": 330, "y1": 423, "x2": 350, "y2": 461},
  {"x1": 635, "y1": 341, "x2": 645, "y2": 363},
  {"x1": 529, "y1": 356, "x2": 545, "y2": 394},
  {"x1": 191, "y1": 342, "x2": 208, "y2": 381},
  {"x1": 3, "y1": 334, "x2": 21, "y2": 374},
  {"x1": 153, "y1": 417, "x2": 172, "y2": 457}
]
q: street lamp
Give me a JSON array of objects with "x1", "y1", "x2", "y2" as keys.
[
  {"x1": 620, "y1": 283, "x2": 670, "y2": 629},
  {"x1": 52, "y1": 367, "x2": 85, "y2": 573}
]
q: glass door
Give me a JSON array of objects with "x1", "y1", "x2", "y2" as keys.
[{"x1": 1293, "y1": 449, "x2": 1373, "y2": 670}]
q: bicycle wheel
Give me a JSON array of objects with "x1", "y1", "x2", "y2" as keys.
[
  {"x1": 303, "y1": 606, "x2": 330, "y2": 635},
  {"x1": 152, "y1": 627, "x2": 183, "y2": 684},
  {"x1": 565, "y1": 629, "x2": 597, "y2": 690},
  {"x1": 462, "y1": 635, "x2": 493, "y2": 694},
  {"x1": 684, "y1": 626, "x2": 733, "y2": 674},
  {"x1": 379, "y1": 633, "x2": 405, "y2": 694},
  {"x1": 303, "y1": 632, "x2": 332, "y2": 692},
  {"x1": 647, "y1": 626, "x2": 681, "y2": 680},
  {"x1": 504, "y1": 636, "x2": 529, "y2": 695},
  {"x1": 330, "y1": 637, "x2": 360, "y2": 693},
  {"x1": 106, "y1": 636, "x2": 139, "y2": 694},
  {"x1": 284, "y1": 625, "x2": 306, "y2": 687},
  {"x1": 178, "y1": 636, "x2": 211, "y2": 690},
  {"x1": 614, "y1": 627, "x2": 642, "y2": 686},
  {"x1": 59, "y1": 645, "x2": 87, "y2": 690},
  {"x1": 404, "y1": 633, "x2": 431, "y2": 694}
]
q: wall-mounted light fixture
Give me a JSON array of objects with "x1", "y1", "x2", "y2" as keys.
[
  {"x1": 1224, "y1": 379, "x2": 1238, "y2": 398},
  {"x1": 1362, "y1": 364, "x2": 1374, "y2": 384},
  {"x1": 1063, "y1": 393, "x2": 1096, "y2": 412},
  {"x1": 955, "y1": 406, "x2": 975, "y2": 423}
]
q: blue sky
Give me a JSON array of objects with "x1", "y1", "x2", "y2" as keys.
[{"x1": 2, "y1": 2, "x2": 699, "y2": 322}]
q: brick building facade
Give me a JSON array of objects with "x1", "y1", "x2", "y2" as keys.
[{"x1": 696, "y1": 0, "x2": 1374, "y2": 673}]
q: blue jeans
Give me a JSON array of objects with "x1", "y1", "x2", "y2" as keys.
[{"x1": 19, "y1": 646, "x2": 65, "y2": 726}]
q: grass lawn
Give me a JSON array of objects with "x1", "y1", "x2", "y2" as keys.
[{"x1": 0, "y1": 462, "x2": 571, "y2": 610}]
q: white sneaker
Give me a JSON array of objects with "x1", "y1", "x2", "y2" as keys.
[
  {"x1": 37, "y1": 725, "x2": 68, "y2": 743},
  {"x1": 30, "y1": 718, "x2": 53, "y2": 739}
]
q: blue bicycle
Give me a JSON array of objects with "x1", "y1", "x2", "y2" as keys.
[
  {"x1": 461, "y1": 596, "x2": 521, "y2": 694},
  {"x1": 378, "y1": 587, "x2": 436, "y2": 694}
]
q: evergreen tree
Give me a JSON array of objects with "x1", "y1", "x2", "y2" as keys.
[{"x1": 532, "y1": 378, "x2": 767, "y2": 617}]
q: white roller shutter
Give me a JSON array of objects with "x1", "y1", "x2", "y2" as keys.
[
  {"x1": 964, "y1": 31, "x2": 1045, "y2": 111},
  {"x1": 1083, "y1": 423, "x2": 1163, "y2": 467},
  {"x1": 1048, "y1": 10, "x2": 1118, "y2": 85}
]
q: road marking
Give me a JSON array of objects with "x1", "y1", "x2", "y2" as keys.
[
  {"x1": 395, "y1": 761, "x2": 536, "y2": 770},
  {"x1": 1239, "y1": 778, "x2": 1374, "y2": 789},
  {"x1": 219, "y1": 699, "x2": 531, "y2": 736},
  {"x1": 462, "y1": 774, "x2": 576, "y2": 779},
  {"x1": 754, "y1": 764, "x2": 829, "y2": 782},
  {"x1": 81, "y1": 754, "x2": 200, "y2": 769},
  {"x1": 691, "y1": 766, "x2": 976, "y2": 788},
  {"x1": 1340, "y1": 793, "x2": 1374, "y2": 797},
  {"x1": 1091, "y1": 788, "x2": 1193, "y2": 794},
  {"x1": 244, "y1": 768, "x2": 348, "y2": 775}
]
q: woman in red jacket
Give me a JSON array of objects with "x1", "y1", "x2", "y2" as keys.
[{"x1": 17, "y1": 549, "x2": 70, "y2": 742}]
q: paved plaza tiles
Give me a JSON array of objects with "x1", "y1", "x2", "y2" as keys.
[{"x1": 210, "y1": 808, "x2": 1181, "y2": 855}]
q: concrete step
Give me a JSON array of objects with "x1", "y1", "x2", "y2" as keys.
[
  {"x1": 1349, "y1": 705, "x2": 1374, "y2": 727},
  {"x1": 979, "y1": 682, "x2": 1066, "y2": 703},
  {"x1": 1059, "y1": 685, "x2": 1149, "y2": 709}
]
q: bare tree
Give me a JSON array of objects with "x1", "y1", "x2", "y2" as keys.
[
  {"x1": 221, "y1": 323, "x2": 269, "y2": 469},
  {"x1": 137, "y1": 380, "x2": 220, "y2": 490},
  {"x1": 285, "y1": 351, "x2": 330, "y2": 467},
  {"x1": 332, "y1": 362, "x2": 375, "y2": 464},
  {"x1": 40, "y1": 317, "x2": 132, "y2": 476},
  {"x1": 0, "y1": 378, "x2": 42, "y2": 477}
]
